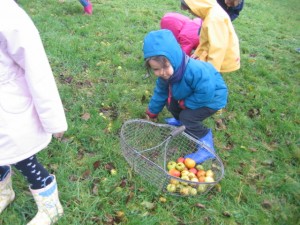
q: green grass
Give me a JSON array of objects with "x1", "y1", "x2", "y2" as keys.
[{"x1": 1, "y1": 0, "x2": 299, "y2": 224}]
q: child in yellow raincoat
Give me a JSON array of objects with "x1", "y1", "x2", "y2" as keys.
[{"x1": 181, "y1": 0, "x2": 240, "y2": 73}]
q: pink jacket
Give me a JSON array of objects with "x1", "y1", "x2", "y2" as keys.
[
  {"x1": 160, "y1": 12, "x2": 202, "y2": 56},
  {"x1": 0, "y1": 0, "x2": 68, "y2": 165}
]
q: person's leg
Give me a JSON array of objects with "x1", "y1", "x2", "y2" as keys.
[
  {"x1": 14, "y1": 155, "x2": 63, "y2": 225},
  {"x1": 179, "y1": 107, "x2": 218, "y2": 164},
  {"x1": 166, "y1": 98, "x2": 182, "y2": 120},
  {"x1": 179, "y1": 107, "x2": 217, "y2": 139},
  {"x1": 0, "y1": 166, "x2": 15, "y2": 214},
  {"x1": 14, "y1": 155, "x2": 52, "y2": 189},
  {"x1": 79, "y1": 0, "x2": 92, "y2": 14},
  {"x1": 0, "y1": 166, "x2": 10, "y2": 181}
]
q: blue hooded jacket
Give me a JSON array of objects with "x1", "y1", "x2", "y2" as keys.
[{"x1": 143, "y1": 29, "x2": 227, "y2": 115}]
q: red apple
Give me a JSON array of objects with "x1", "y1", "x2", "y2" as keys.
[
  {"x1": 177, "y1": 157, "x2": 185, "y2": 163},
  {"x1": 169, "y1": 168, "x2": 181, "y2": 177},
  {"x1": 189, "y1": 168, "x2": 198, "y2": 175}
]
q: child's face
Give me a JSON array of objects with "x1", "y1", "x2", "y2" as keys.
[
  {"x1": 225, "y1": 0, "x2": 240, "y2": 7},
  {"x1": 148, "y1": 59, "x2": 174, "y2": 80}
]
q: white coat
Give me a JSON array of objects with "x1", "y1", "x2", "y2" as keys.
[{"x1": 0, "y1": 0, "x2": 68, "y2": 165}]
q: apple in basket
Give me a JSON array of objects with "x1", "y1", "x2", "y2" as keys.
[
  {"x1": 180, "y1": 187, "x2": 190, "y2": 196},
  {"x1": 184, "y1": 158, "x2": 196, "y2": 169},
  {"x1": 189, "y1": 167, "x2": 198, "y2": 175},
  {"x1": 167, "y1": 161, "x2": 177, "y2": 170},
  {"x1": 197, "y1": 184, "x2": 207, "y2": 193},
  {"x1": 167, "y1": 184, "x2": 177, "y2": 193},
  {"x1": 196, "y1": 164, "x2": 204, "y2": 171},
  {"x1": 169, "y1": 168, "x2": 181, "y2": 177},
  {"x1": 205, "y1": 169, "x2": 215, "y2": 178},
  {"x1": 175, "y1": 162, "x2": 186, "y2": 171},
  {"x1": 177, "y1": 157, "x2": 185, "y2": 163},
  {"x1": 204, "y1": 176, "x2": 215, "y2": 183},
  {"x1": 189, "y1": 187, "x2": 198, "y2": 196}
]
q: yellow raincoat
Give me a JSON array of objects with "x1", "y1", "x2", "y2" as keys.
[{"x1": 184, "y1": 0, "x2": 240, "y2": 73}]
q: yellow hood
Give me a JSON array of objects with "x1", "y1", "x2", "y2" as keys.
[{"x1": 184, "y1": 0, "x2": 217, "y2": 19}]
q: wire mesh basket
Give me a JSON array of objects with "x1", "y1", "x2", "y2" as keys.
[{"x1": 120, "y1": 119, "x2": 225, "y2": 196}]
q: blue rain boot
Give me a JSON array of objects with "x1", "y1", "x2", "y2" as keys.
[
  {"x1": 185, "y1": 129, "x2": 216, "y2": 164},
  {"x1": 164, "y1": 117, "x2": 182, "y2": 126}
]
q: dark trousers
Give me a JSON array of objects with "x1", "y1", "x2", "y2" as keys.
[{"x1": 167, "y1": 98, "x2": 217, "y2": 139}]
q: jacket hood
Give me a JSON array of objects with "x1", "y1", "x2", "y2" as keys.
[
  {"x1": 143, "y1": 29, "x2": 183, "y2": 72},
  {"x1": 184, "y1": 0, "x2": 217, "y2": 19}
]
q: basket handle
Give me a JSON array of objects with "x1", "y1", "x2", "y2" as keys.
[{"x1": 169, "y1": 125, "x2": 186, "y2": 137}]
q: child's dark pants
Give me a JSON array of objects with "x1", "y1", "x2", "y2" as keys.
[{"x1": 167, "y1": 98, "x2": 217, "y2": 139}]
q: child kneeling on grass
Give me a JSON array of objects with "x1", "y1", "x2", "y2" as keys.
[
  {"x1": 0, "y1": 0, "x2": 68, "y2": 224},
  {"x1": 144, "y1": 29, "x2": 227, "y2": 164}
]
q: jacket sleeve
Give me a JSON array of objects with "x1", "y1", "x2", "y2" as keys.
[
  {"x1": 205, "y1": 20, "x2": 229, "y2": 71},
  {"x1": 6, "y1": 16, "x2": 68, "y2": 133},
  {"x1": 148, "y1": 78, "x2": 169, "y2": 114}
]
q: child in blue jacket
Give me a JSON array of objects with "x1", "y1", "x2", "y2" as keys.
[{"x1": 144, "y1": 29, "x2": 228, "y2": 164}]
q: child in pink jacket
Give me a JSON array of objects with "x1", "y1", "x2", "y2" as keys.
[
  {"x1": 0, "y1": 0, "x2": 67, "y2": 224},
  {"x1": 79, "y1": 0, "x2": 92, "y2": 15},
  {"x1": 160, "y1": 12, "x2": 202, "y2": 56}
]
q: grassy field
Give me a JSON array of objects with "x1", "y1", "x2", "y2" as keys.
[{"x1": 2, "y1": 0, "x2": 299, "y2": 224}]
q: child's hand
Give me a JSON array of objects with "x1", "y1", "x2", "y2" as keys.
[
  {"x1": 145, "y1": 114, "x2": 157, "y2": 122},
  {"x1": 190, "y1": 53, "x2": 198, "y2": 59},
  {"x1": 53, "y1": 132, "x2": 65, "y2": 140}
]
